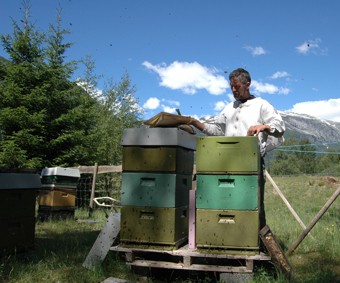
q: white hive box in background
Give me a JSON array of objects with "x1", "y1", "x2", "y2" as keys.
[
  {"x1": 41, "y1": 167, "x2": 80, "y2": 189},
  {"x1": 41, "y1": 167, "x2": 81, "y2": 178}
]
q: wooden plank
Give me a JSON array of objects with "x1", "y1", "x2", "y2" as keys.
[
  {"x1": 83, "y1": 212, "x2": 121, "y2": 270},
  {"x1": 183, "y1": 256, "x2": 192, "y2": 267},
  {"x1": 127, "y1": 260, "x2": 251, "y2": 273},
  {"x1": 71, "y1": 165, "x2": 122, "y2": 174},
  {"x1": 125, "y1": 252, "x2": 133, "y2": 262},
  {"x1": 110, "y1": 244, "x2": 271, "y2": 261},
  {"x1": 259, "y1": 225, "x2": 293, "y2": 280},
  {"x1": 246, "y1": 259, "x2": 254, "y2": 271},
  {"x1": 102, "y1": 277, "x2": 136, "y2": 283}
]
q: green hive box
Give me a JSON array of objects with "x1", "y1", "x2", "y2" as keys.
[
  {"x1": 121, "y1": 172, "x2": 192, "y2": 207},
  {"x1": 195, "y1": 136, "x2": 260, "y2": 173},
  {"x1": 196, "y1": 174, "x2": 259, "y2": 210},
  {"x1": 122, "y1": 146, "x2": 194, "y2": 174},
  {"x1": 120, "y1": 206, "x2": 188, "y2": 246},
  {"x1": 196, "y1": 209, "x2": 259, "y2": 249}
]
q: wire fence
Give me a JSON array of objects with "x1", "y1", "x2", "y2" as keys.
[
  {"x1": 76, "y1": 172, "x2": 122, "y2": 208},
  {"x1": 74, "y1": 163, "x2": 340, "y2": 210}
]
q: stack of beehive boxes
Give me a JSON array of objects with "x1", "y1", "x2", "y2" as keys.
[
  {"x1": 120, "y1": 128, "x2": 196, "y2": 247},
  {"x1": 0, "y1": 171, "x2": 41, "y2": 254},
  {"x1": 195, "y1": 136, "x2": 261, "y2": 252},
  {"x1": 38, "y1": 167, "x2": 80, "y2": 220}
]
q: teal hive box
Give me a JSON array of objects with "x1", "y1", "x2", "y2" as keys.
[
  {"x1": 195, "y1": 136, "x2": 260, "y2": 173},
  {"x1": 120, "y1": 206, "x2": 188, "y2": 246},
  {"x1": 196, "y1": 209, "x2": 259, "y2": 250},
  {"x1": 121, "y1": 172, "x2": 192, "y2": 207},
  {"x1": 122, "y1": 146, "x2": 194, "y2": 174},
  {"x1": 196, "y1": 174, "x2": 259, "y2": 210}
]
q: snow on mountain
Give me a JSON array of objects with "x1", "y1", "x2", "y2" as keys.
[{"x1": 198, "y1": 112, "x2": 340, "y2": 143}]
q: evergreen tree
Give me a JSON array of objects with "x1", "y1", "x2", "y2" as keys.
[
  {"x1": 0, "y1": 2, "x2": 143, "y2": 169},
  {"x1": 0, "y1": 5, "x2": 47, "y2": 168},
  {"x1": 0, "y1": 2, "x2": 97, "y2": 168},
  {"x1": 43, "y1": 8, "x2": 97, "y2": 167}
]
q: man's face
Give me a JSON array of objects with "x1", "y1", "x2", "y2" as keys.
[{"x1": 230, "y1": 77, "x2": 250, "y2": 101}]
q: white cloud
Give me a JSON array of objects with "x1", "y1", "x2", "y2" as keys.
[
  {"x1": 143, "y1": 97, "x2": 182, "y2": 113},
  {"x1": 214, "y1": 101, "x2": 227, "y2": 111},
  {"x1": 162, "y1": 99, "x2": 180, "y2": 107},
  {"x1": 296, "y1": 38, "x2": 328, "y2": 55},
  {"x1": 271, "y1": 71, "x2": 289, "y2": 79},
  {"x1": 142, "y1": 61, "x2": 228, "y2": 95},
  {"x1": 287, "y1": 98, "x2": 340, "y2": 122},
  {"x1": 143, "y1": 97, "x2": 160, "y2": 110},
  {"x1": 244, "y1": 46, "x2": 267, "y2": 56},
  {"x1": 162, "y1": 105, "x2": 177, "y2": 113},
  {"x1": 251, "y1": 80, "x2": 290, "y2": 96},
  {"x1": 252, "y1": 81, "x2": 277, "y2": 94},
  {"x1": 278, "y1": 87, "x2": 290, "y2": 95}
]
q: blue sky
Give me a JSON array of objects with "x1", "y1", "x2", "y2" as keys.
[{"x1": 1, "y1": 0, "x2": 340, "y2": 122}]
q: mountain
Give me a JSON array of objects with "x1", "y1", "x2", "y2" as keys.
[
  {"x1": 198, "y1": 112, "x2": 340, "y2": 144},
  {"x1": 279, "y1": 112, "x2": 340, "y2": 143}
]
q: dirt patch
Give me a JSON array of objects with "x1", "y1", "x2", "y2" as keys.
[{"x1": 324, "y1": 176, "x2": 338, "y2": 185}]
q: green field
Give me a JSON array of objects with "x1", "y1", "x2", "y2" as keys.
[{"x1": 0, "y1": 175, "x2": 339, "y2": 283}]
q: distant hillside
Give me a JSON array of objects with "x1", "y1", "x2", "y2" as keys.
[{"x1": 279, "y1": 112, "x2": 340, "y2": 143}]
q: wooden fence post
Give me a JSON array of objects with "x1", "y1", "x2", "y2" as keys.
[{"x1": 89, "y1": 163, "x2": 98, "y2": 216}]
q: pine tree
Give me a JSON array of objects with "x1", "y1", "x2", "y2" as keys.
[
  {"x1": 43, "y1": 8, "x2": 97, "y2": 166},
  {"x1": 0, "y1": 4, "x2": 47, "y2": 168},
  {"x1": 0, "y1": 2, "x2": 97, "y2": 168}
]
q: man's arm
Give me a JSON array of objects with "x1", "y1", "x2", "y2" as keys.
[{"x1": 187, "y1": 118, "x2": 205, "y2": 132}]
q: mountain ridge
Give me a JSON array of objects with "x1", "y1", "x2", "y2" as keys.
[{"x1": 198, "y1": 111, "x2": 340, "y2": 144}]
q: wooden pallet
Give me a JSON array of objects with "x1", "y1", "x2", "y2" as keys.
[{"x1": 110, "y1": 244, "x2": 271, "y2": 273}]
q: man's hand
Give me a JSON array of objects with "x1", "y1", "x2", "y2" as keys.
[{"x1": 247, "y1": 125, "x2": 270, "y2": 136}]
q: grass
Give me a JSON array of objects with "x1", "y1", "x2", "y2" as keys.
[
  {"x1": 264, "y1": 174, "x2": 340, "y2": 283},
  {"x1": 0, "y1": 209, "x2": 136, "y2": 283},
  {"x1": 0, "y1": 175, "x2": 339, "y2": 282}
]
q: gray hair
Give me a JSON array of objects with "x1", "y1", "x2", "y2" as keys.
[{"x1": 229, "y1": 68, "x2": 251, "y2": 85}]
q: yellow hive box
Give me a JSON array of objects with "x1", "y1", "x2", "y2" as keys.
[{"x1": 38, "y1": 190, "x2": 76, "y2": 207}]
